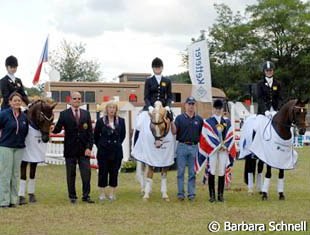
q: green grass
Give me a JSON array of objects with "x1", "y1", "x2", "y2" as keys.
[{"x1": 0, "y1": 147, "x2": 309, "y2": 235}]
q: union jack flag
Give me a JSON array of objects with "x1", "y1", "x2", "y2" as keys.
[{"x1": 195, "y1": 116, "x2": 237, "y2": 175}]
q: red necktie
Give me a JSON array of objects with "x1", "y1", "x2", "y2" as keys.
[{"x1": 75, "y1": 109, "x2": 79, "y2": 125}]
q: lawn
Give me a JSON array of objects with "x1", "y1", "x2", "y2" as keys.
[{"x1": 0, "y1": 147, "x2": 309, "y2": 235}]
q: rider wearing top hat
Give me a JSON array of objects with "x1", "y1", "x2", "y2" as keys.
[
  {"x1": 257, "y1": 61, "x2": 283, "y2": 115},
  {"x1": 143, "y1": 57, "x2": 173, "y2": 120},
  {"x1": 250, "y1": 61, "x2": 285, "y2": 200}
]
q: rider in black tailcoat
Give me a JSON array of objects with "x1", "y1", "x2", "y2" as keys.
[{"x1": 143, "y1": 57, "x2": 173, "y2": 120}]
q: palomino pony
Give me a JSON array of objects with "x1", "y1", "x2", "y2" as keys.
[
  {"x1": 132, "y1": 101, "x2": 175, "y2": 201},
  {"x1": 239, "y1": 99, "x2": 308, "y2": 200},
  {"x1": 19, "y1": 99, "x2": 57, "y2": 204}
]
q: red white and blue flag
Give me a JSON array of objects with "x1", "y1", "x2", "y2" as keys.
[
  {"x1": 32, "y1": 37, "x2": 48, "y2": 85},
  {"x1": 194, "y1": 117, "x2": 237, "y2": 174}
]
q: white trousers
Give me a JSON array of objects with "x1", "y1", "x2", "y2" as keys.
[{"x1": 208, "y1": 151, "x2": 229, "y2": 176}]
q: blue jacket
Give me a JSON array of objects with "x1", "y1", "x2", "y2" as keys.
[{"x1": 0, "y1": 108, "x2": 29, "y2": 148}]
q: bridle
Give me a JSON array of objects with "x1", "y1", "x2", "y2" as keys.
[{"x1": 288, "y1": 105, "x2": 307, "y2": 129}]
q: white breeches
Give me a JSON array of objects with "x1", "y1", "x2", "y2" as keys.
[{"x1": 208, "y1": 151, "x2": 229, "y2": 176}]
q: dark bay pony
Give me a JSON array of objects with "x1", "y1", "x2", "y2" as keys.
[
  {"x1": 19, "y1": 99, "x2": 57, "y2": 204},
  {"x1": 239, "y1": 99, "x2": 308, "y2": 200}
]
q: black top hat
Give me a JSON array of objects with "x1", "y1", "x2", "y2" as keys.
[
  {"x1": 151, "y1": 57, "x2": 163, "y2": 68},
  {"x1": 5, "y1": 55, "x2": 18, "y2": 67},
  {"x1": 213, "y1": 99, "x2": 224, "y2": 109},
  {"x1": 262, "y1": 61, "x2": 275, "y2": 71}
]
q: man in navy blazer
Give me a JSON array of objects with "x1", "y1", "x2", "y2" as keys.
[{"x1": 52, "y1": 92, "x2": 94, "y2": 203}]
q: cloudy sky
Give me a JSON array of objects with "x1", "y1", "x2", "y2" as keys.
[{"x1": 0, "y1": 0, "x2": 257, "y2": 87}]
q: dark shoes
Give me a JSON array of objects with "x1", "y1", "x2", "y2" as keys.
[
  {"x1": 0, "y1": 204, "x2": 16, "y2": 208},
  {"x1": 217, "y1": 194, "x2": 224, "y2": 202},
  {"x1": 82, "y1": 198, "x2": 95, "y2": 204},
  {"x1": 70, "y1": 198, "x2": 77, "y2": 204},
  {"x1": 19, "y1": 196, "x2": 28, "y2": 205},
  {"x1": 29, "y1": 194, "x2": 37, "y2": 203}
]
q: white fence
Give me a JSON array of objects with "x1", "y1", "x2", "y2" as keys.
[{"x1": 45, "y1": 135, "x2": 98, "y2": 168}]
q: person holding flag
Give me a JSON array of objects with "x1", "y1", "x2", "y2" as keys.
[
  {"x1": 195, "y1": 99, "x2": 237, "y2": 203},
  {"x1": 0, "y1": 56, "x2": 29, "y2": 110}
]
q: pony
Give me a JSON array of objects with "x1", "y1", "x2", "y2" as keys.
[
  {"x1": 132, "y1": 101, "x2": 175, "y2": 201},
  {"x1": 18, "y1": 99, "x2": 57, "y2": 205},
  {"x1": 239, "y1": 99, "x2": 308, "y2": 200},
  {"x1": 149, "y1": 101, "x2": 171, "y2": 148}
]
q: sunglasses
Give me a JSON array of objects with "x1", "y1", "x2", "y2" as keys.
[
  {"x1": 72, "y1": 97, "x2": 81, "y2": 100},
  {"x1": 187, "y1": 102, "x2": 195, "y2": 105}
]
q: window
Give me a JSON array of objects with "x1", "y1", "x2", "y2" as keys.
[
  {"x1": 61, "y1": 91, "x2": 71, "y2": 103},
  {"x1": 51, "y1": 91, "x2": 60, "y2": 102},
  {"x1": 172, "y1": 92, "x2": 181, "y2": 102},
  {"x1": 85, "y1": 91, "x2": 95, "y2": 103},
  {"x1": 78, "y1": 91, "x2": 85, "y2": 102}
]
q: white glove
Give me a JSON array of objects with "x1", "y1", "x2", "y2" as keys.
[
  {"x1": 148, "y1": 106, "x2": 154, "y2": 114},
  {"x1": 264, "y1": 110, "x2": 271, "y2": 117},
  {"x1": 164, "y1": 106, "x2": 170, "y2": 112}
]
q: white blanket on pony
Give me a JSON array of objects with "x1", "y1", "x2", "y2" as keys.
[
  {"x1": 22, "y1": 126, "x2": 47, "y2": 163},
  {"x1": 239, "y1": 115, "x2": 297, "y2": 169},
  {"x1": 131, "y1": 111, "x2": 175, "y2": 167}
]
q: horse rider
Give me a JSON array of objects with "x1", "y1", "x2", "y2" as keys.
[
  {"x1": 132, "y1": 57, "x2": 175, "y2": 201},
  {"x1": 257, "y1": 60, "x2": 285, "y2": 200},
  {"x1": 144, "y1": 57, "x2": 173, "y2": 120},
  {"x1": 171, "y1": 96, "x2": 203, "y2": 201},
  {"x1": 0, "y1": 55, "x2": 29, "y2": 110}
]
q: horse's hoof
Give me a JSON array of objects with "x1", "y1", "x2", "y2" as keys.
[
  {"x1": 262, "y1": 192, "x2": 268, "y2": 200},
  {"x1": 28, "y1": 194, "x2": 37, "y2": 203},
  {"x1": 248, "y1": 188, "x2": 254, "y2": 195},
  {"x1": 19, "y1": 196, "x2": 27, "y2": 205},
  {"x1": 279, "y1": 193, "x2": 285, "y2": 200},
  {"x1": 162, "y1": 197, "x2": 170, "y2": 202}
]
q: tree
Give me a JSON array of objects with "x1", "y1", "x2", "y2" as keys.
[
  {"x1": 245, "y1": 0, "x2": 310, "y2": 99},
  {"x1": 207, "y1": 0, "x2": 310, "y2": 100},
  {"x1": 50, "y1": 40, "x2": 101, "y2": 82}
]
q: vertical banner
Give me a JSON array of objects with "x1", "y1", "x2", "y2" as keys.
[{"x1": 188, "y1": 39, "x2": 212, "y2": 102}]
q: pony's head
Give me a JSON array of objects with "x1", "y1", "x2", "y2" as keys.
[
  {"x1": 289, "y1": 99, "x2": 308, "y2": 135},
  {"x1": 28, "y1": 100, "x2": 57, "y2": 143},
  {"x1": 149, "y1": 101, "x2": 170, "y2": 148}
]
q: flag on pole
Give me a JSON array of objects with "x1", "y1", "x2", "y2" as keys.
[{"x1": 32, "y1": 37, "x2": 48, "y2": 85}]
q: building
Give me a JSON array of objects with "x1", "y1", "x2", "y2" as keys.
[
  {"x1": 45, "y1": 73, "x2": 227, "y2": 119},
  {"x1": 44, "y1": 74, "x2": 227, "y2": 161}
]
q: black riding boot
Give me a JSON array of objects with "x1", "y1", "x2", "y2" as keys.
[
  {"x1": 208, "y1": 174, "x2": 215, "y2": 203},
  {"x1": 217, "y1": 176, "x2": 225, "y2": 202}
]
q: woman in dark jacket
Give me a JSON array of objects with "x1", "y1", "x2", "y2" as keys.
[
  {"x1": 0, "y1": 92, "x2": 28, "y2": 208},
  {"x1": 94, "y1": 101, "x2": 126, "y2": 201}
]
